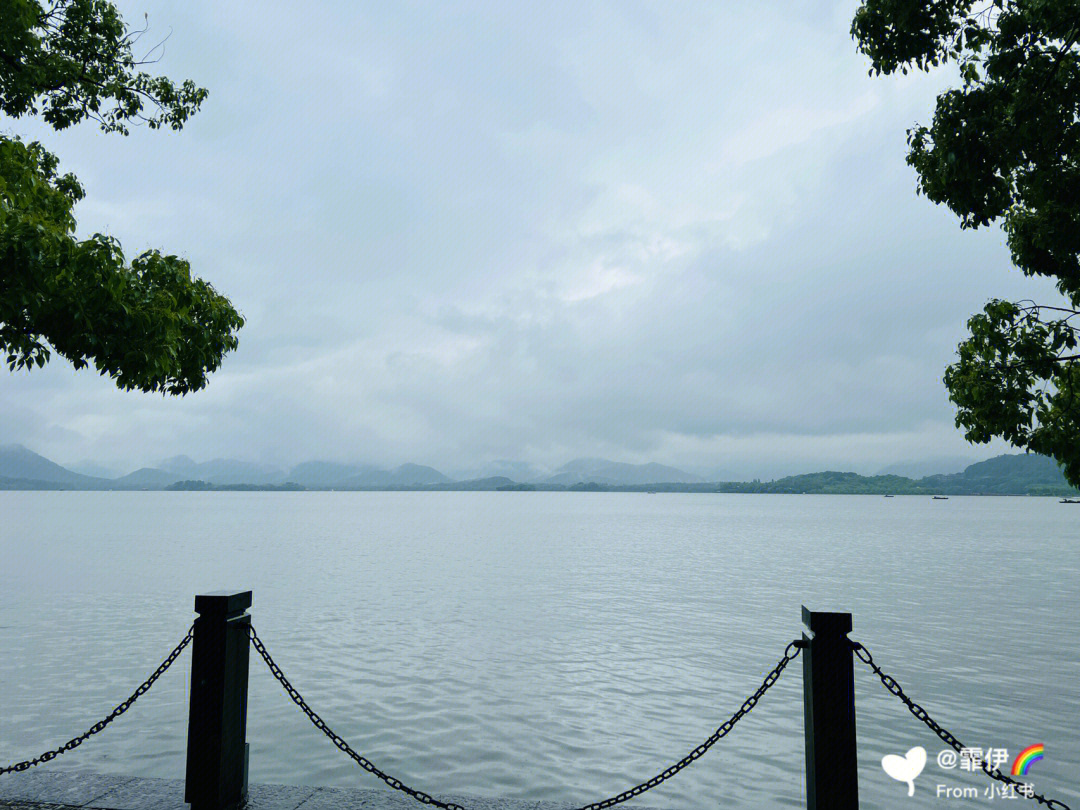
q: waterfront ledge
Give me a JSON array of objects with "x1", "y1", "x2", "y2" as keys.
[{"x1": 0, "y1": 770, "x2": 668, "y2": 810}]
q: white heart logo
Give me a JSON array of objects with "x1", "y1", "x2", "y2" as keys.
[{"x1": 881, "y1": 746, "x2": 927, "y2": 796}]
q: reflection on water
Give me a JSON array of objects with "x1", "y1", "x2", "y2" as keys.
[{"x1": 1, "y1": 492, "x2": 1077, "y2": 809}]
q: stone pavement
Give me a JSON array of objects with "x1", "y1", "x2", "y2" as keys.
[{"x1": 0, "y1": 770, "x2": 657, "y2": 810}]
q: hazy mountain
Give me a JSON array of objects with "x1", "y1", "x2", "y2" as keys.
[
  {"x1": 877, "y1": 456, "x2": 976, "y2": 479},
  {"x1": 543, "y1": 458, "x2": 702, "y2": 486},
  {"x1": 67, "y1": 461, "x2": 122, "y2": 479},
  {"x1": 155, "y1": 456, "x2": 451, "y2": 488},
  {"x1": 486, "y1": 460, "x2": 547, "y2": 481},
  {"x1": 286, "y1": 461, "x2": 371, "y2": 487},
  {"x1": 920, "y1": 453, "x2": 1075, "y2": 495},
  {"x1": 738, "y1": 453, "x2": 1077, "y2": 495},
  {"x1": 0, "y1": 444, "x2": 102, "y2": 486},
  {"x1": 3, "y1": 446, "x2": 1073, "y2": 495},
  {"x1": 201, "y1": 460, "x2": 284, "y2": 485},
  {"x1": 343, "y1": 463, "x2": 450, "y2": 488},
  {"x1": 113, "y1": 467, "x2": 181, "y2": 489},
  {"x1": 389, "y1": 463, "x2": 449, "y2": 485},
  {"x1": 158, "y1": 455, "x2": 283, "y2": 485},
  {"x1": 442, "y1": 476, "x2": 515, "y2": 490},
  {"x1": 454, "y1": 460, "x2": 548, "y2": 482},
  {"x1": 159, "y1": 455, "x2": 199, "y2": 476}
]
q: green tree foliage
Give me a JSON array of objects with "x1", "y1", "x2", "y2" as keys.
[
  {"x1": 851, "y1": 0, "x2": 1080, "y2": 485},
  {"x1": 0, "y1": 0, "x2": 242, "y2": 394}
]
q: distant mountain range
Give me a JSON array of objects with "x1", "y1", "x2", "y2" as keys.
[
  {"x1": 713, "y1": 453, "x2": 1078, "y2": 497},
  {"x1": 875, "y1": 455, "x2": 976, "y2": 479},
  {"x1": 541, "y1": 458, "x2": 703, "y2": 486},
  {"x1": 0, "y1": 444, "x2": 1076, "y2": 496},
  {"x1": 0, "y1": 446, "x2": 709, "y2": 490},
  {"x1": 0, "y1": 444, "x2": 104, "y2": 488}
]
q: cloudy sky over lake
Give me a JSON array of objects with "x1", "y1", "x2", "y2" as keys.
[{"x1": 1, "y1": 0, "x2": 1063, "y2": 479}]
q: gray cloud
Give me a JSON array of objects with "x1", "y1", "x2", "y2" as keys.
[{"x1": 1, "y1": 0, "x2": 1052, "y2": 478}]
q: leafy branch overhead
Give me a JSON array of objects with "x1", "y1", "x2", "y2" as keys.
[
  {"x1": 0, "y1": 0, "x2": 208, "y2": 132},
  {"x1": 852, "y1": 0, "x2": 1080, "y2": 485},
  {"x1": 0, "y1": 0, "x2": 242, "y2": 394},
  {"x1": 0, "y1": 139, "x2": 242, "y2": 394}
]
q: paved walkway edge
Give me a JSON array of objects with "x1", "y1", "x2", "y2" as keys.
[{"x1": 0, "y1": 770, "x2": 663, "y2": 810}]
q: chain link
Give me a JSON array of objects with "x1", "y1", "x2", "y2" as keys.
[
  {"x1": 249, "y1": 625, "x2": 804, "y2": 810},
  {"x1": 12, "y1": 625, "x2": 1064, "y2": 810},
  {"x1": 248, "y1": 625, "x2": 466, "y2": 810},
  {"x1": 569, "y1": 639, "x2": 804, "y2": 810},
  {"x1": 851, "y1": 641, "x2": 1071, "y2": 810},
  {"x1": 0, "y1": 625, "x2": 194, "y2": 775}
]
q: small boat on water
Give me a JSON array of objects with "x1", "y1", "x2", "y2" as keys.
[
  {"x1": 884, "y1": 494, "x2": 894, "y2": 498},
  {"x1": 932, "y1": 495, "x2": 949, "y2": 500},
  {"x1": 1061, "y1": 498, "x2": 1080, "y2": 504}
]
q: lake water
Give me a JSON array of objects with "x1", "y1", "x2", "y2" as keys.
[{"x1": 1, "y1": 492, "x2": 1077, "y2": 809}]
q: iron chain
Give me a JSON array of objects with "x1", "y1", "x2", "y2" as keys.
[
  {"x1": 569, "y1": 639, "x2": 804, "y2": 810},
  {"x1": 249, "y1": 625, "x2": 467, "y2": 810},
  {"x1": 12, "y1": 625, "x2": 1062, "y2": 810},
  {"x1": 851, "y1": 641, "x2": 1071, "y2": 810},
  {"x1": 250, "y1": 625, "x2": 804, "y2": 810},
  {"x1": 0, "y1": 625, "x2": 194, "y2": 775}
]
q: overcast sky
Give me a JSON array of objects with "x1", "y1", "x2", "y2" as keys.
[{"x1": 1, "y1": 0, "x2": 1062, "y2": 478}]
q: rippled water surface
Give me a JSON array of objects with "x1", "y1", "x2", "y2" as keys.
[{"x1": 1, "y1": 492, "x2": 1077, "y2": 809}]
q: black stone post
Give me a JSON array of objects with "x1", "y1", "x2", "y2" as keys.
[
  {"x1": 185, "y1": 591, "x2": 252, "y2": 810},
  {"x1": 802, "y1": 607, "x2": 858, "y2": 810}
]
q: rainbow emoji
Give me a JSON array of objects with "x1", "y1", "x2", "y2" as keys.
[{"x1": 1011, "y1": 744, "x2": 1044, "y2": 776}]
